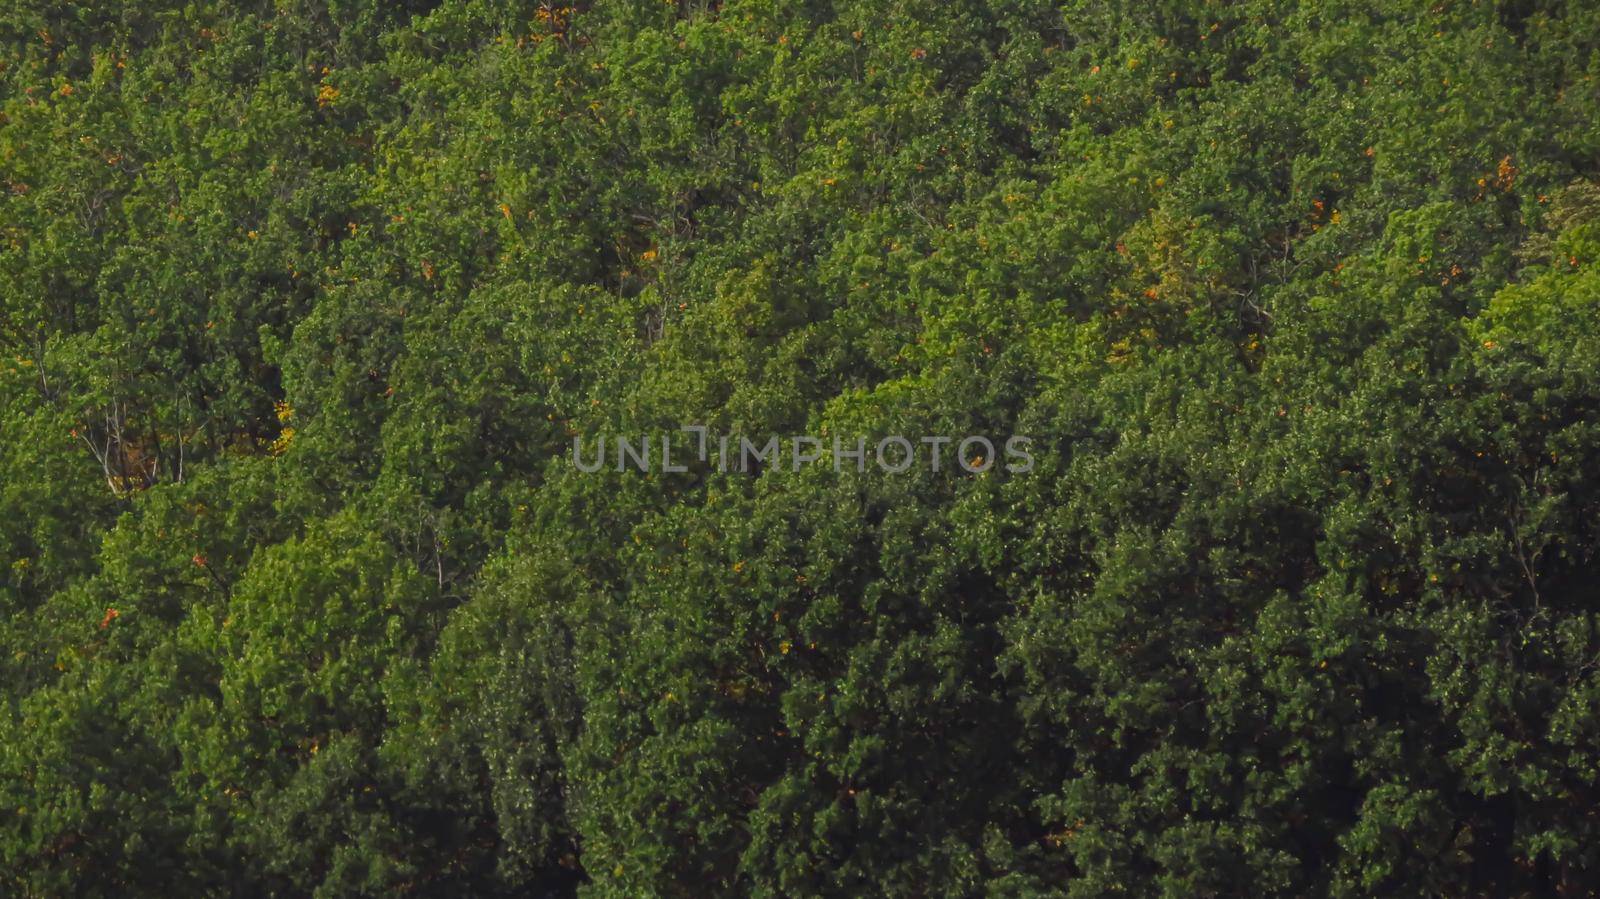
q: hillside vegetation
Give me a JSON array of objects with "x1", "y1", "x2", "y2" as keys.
[{"x1": 4, "y1": 0, "x2": 1600, "y2": 894}]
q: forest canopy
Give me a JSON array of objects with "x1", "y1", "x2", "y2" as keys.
[{"x1": 3, "y1": 0, "x2": 1600, "y2": 895}]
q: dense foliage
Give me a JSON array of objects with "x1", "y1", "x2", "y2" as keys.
[{"x1": 4, "y1": 0, "x2": 1600, "y2": 894}]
